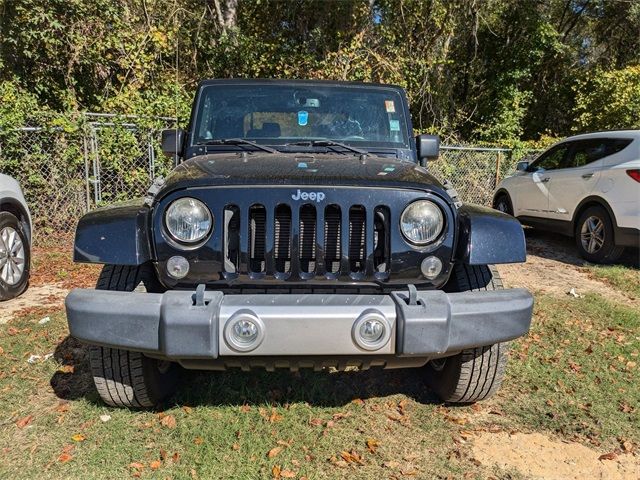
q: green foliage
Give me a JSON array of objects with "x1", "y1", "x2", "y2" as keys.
[
  {"x1": 573, "y1": 65, "x2": 640, "y2": 132},
  {"x1": 1, "y1": 0, "x2": 639, "y2": 143}
]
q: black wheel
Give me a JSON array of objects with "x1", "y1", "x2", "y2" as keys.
[
  {"x1": 575, "y1": 206, "x2": 624, "y2": 263},
  {"x1": 88, "y1": 264, "x2": 178, "y2": 408},
  {"x1": 0, "y1": 212, "x2": 30, "y2": 301},
  {"x1": 425, "y1": 264, "x2": 509, "y2": 403},
  {"x1": 493, "y1": 193, "x2": 513, "y2": 216}
]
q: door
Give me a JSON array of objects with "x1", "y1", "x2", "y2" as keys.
[
  {"x1": 546, "y1": 139, "x2": 608, "y2": 222},
  {"x1": 512, "y1": 143, "x2": 571, "y2": 218}
]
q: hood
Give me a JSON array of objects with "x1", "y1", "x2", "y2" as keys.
[{"x1": 156, "y1": 152, "x2": 445, "y2": 198}]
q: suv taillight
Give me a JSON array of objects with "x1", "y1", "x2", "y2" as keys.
[{"x1": 627, "y1": 169, "x2": 640, "y2": 183}]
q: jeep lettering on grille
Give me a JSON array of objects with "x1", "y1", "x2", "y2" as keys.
[{"x1": 291, "y1": 189, "x2": 326, "y2": 202}]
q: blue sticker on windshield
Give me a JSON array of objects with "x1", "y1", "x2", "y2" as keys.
[
  {"x1": 298, "y1": 110, "x2": 308, "y2": 126},
  {"x1": 389, "y1": 119, "x2": 400, "y2": 131}
]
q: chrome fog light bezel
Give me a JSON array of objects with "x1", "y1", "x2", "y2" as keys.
[
  {"x1": 224, "y1": 310, "x2": 265, "y2": 352},
  {"x1": 352, "y1": 310, "x2": 392, "y2": 351}
]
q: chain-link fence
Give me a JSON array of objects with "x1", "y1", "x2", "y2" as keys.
[{"x1": 0, "y1": 114, "x2": 538, "y2": 245}]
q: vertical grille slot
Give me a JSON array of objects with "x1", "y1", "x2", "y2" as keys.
[
  {"x1": 349, "y1": 206, "x2": 366, "y2": 273},
  {"x1": 324, "y1": 205, "x2": 341, "y2": 274},
  {"x1": 274, "y1": 205, "x2": 292, "y2": 273},
  {"x1": 299, "y1": 205, "x2": 317, "y2": 273},
  {"x1": 223, "y1": 205, "x2": 240, "y2": 273},
  {"x1": 374, "y1": 206, "x2": 390, "y2": 273},
  {"x1": 249, "y1": 204, "x2": 266, "y2": 273}
]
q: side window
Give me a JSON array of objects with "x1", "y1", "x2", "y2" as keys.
[
  {"x1": 571, "y1": 139, "x2": 609, "y2": 167},
  {"x1": 530, "y1": 144, "x2": 570, "y2": 171},
  {"x1": 607, "y1": 138, "x2": 633, "y2": 155}
]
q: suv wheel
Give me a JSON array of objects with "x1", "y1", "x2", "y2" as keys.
[
  {"x1": 493, "y1": 193, "x2": 513, "y2": 216},
  {"x1": 0, "y1": 212, "x2": 30, "y2": 301},
  {"x1": 424, "y1": 264, "x2": 509, "y2": 403},
  {"x1": 575, "y1": 206, "x2": 624, "y2": 263},
  {"x1": 88, "y1": 264, "x2": 179, "y2": 408}
]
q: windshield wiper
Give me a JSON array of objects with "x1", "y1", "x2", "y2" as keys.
[
  {"x1": 285, "y1": 140, "x2": 367, "y2": 155},
  {"x1": 199, "y1": 138, "x2": 278, "y2": 154}
]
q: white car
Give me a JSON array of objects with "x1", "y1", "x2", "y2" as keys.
[
  {"x1": 493, "y1": 130, "x2": 640, "y2": 263},
  {"x1": 0, "y1": 173, "x2": 31, "y2": 300}
]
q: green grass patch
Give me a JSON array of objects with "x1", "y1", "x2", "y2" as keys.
[{"x1": 588, "y1": 264, "x2": 640, "y2": 299}]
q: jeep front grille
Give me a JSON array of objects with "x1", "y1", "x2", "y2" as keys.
[{"x1": 223, "y1": 202, "x2": 390, "y2": 280}]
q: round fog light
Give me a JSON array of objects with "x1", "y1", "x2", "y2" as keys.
[
  {"x1": 224, "y1": 311, "x2": 265, "y2": 352},
  {"x1": 421, "y1": 256, "x2": 442, "y2": 280},
  {"x1": 352, "y1": 310, "x2": 392, "y2": 351},
  {"x1": 167, "y1": 256, "x2": 190, "y2": 279}
]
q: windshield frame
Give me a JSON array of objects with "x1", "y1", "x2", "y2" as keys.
[{"x1": 185, "y1": 79, "x2": 416, "y2": 161}]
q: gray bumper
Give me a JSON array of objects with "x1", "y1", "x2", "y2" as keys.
[{"x1": 65, "y1": 287, "x2": 533, "y2": 361}]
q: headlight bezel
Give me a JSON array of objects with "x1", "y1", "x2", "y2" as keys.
[
  {"x1": 400, "y1": 199, "x2": 445, "y2": 246},
  {"x1": 164, "y1": 197, "x2": 213, "y2": 247}
]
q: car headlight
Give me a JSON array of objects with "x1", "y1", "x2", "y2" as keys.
[
  {"x1": 165, "y1": 197, "x2": 212, "y2": 244},
  {"x1": 400, "y1": 200, "x2": 444, "y2": 245}
]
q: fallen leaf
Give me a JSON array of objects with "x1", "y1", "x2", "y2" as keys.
[
  {"x1": 383, "y1": 460, "x2": 400, "y2": 469},
  {"x1": 622, "y1": 441, "x2": 634, "y2": 452},
  {"x1": 182, "y1": 406, "x2": 193, "y2": 414},
  {"x1": 16, "y1": 415, "x2": 33, "y2": 429},
  {"x1": 598, "y1": 452, "x2": 617, "y2": 461},
  {"x1": 240, "y1": 405, "x2": 251, "y2": 413},
  {"x1": 159, "y1": 448, "x2": 168, "y2": 461},
  {"x1": 71, "y1": 434, "x2": 86, "y2": 442},
  {"x1": 0, "y1": 346, "x2": 4, "y2": 355},
  {"x1": 351, "y1": 398, "x2": 364, "y2": 406},
  {"x1": 268, "y1": 446, "x2": 283, "y2": 458},
  {"x1": 308, "y1": 418, "x2": 323, "y2": 426},
  {"x1": 269, "y1": 411, "x2": 283, "y2": 423},
  {"x1": 129, "y1": 462, "x2": 145, "y2": 470},
  {"x1": 401, "y1": 468, "x2": 418, "y2": 476},
  {"x1": 171, "y1": 452, "x2": 180, "y2": 463},
  {"x1": 58, "y1": 453, "x2": 73, "y2": 463},
  {"x1": 366, "y1": 438, "x2": 379, "y2": 453},
  {"x1": 149, "y1": 460, "x2": 161, "y2": 470},
  {"x1": 332, "y1": 412, "x2": 350, "y2": 420},
  {"x1": 232, "y1": 443, "x2": 240, "y2": 451},
  {"x1": 99, "y1": 414, "x2": 111, "y2": 423},
  {"x1": 55, "y1": 402, "x2": 70, "y2": 413},
  {"x1": 194, "y1": 437, "x2": 203, "y2": 445},
  {"x1": 160, "y1": 415, "x2": 176, "y2": 429},
  {"x1": 58, "y1": 365, "x2": 74, "y2": 374},
  {"x1": 272, "y1": 464, "x2": 281, "y2": 478},
  {"x1": 280, "y1": 469, "x2": 296, "y2": 478},
  {"x1": 7, "y1": 327, "x2": 18, "y2": 336}
]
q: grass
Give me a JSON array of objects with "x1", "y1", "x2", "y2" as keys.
[
  {"x1": 588, "y1": 264, "x2": 640, "y2": 300},
  {"x1": 0, "y1": 291, "x2": 638, "y2": 479}
]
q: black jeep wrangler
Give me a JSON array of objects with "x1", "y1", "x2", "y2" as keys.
[{"x1": 66, "y1": 79, "x2": 533, "y2": 408}]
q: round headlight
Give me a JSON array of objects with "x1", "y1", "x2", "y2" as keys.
[
  {"x1": 400, "y1": 200, "x2": 444, "y2": 245},
  {"x1": 165, "y1": 197, "x2": 212, "y2": 244}
]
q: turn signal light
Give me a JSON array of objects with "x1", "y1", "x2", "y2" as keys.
[{"x1": 626, "y1": 169, "x2": 640, "y2": 183}]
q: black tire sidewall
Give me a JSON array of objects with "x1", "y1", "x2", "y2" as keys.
[
  {"x1": 0, "y1": 212, "x2": 30, "y2": 301},
  {"x1": 575, "y1": 206, "x2": 617, "y2": 263}
]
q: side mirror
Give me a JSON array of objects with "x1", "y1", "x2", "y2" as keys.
[
  {"x1": 161, "y1": 129, "x2": 185, "y2": 158},
  {"x1": 416, "y1": 134, "x2": 440, "y2": 162},
  {"x1": 516, "y1": 161, "x2": 529, "y2": 172}
]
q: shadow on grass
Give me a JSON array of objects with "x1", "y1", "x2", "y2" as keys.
[{"x1": 50, "y1": 335, "x2": 440, "y2": 408}]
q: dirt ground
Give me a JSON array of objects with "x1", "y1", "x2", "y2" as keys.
[{"x1": 1, "y1": 231, "x2": 638, "y2": 478}]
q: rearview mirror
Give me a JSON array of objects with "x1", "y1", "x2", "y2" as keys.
[
  {"x1": 516, "y1": 161, "x2": 529, "y2": 172},
  {"x1": 416, "y1": 134, "x2": 440, "y2": 162},
  {"x1": 161, "y1": 129, "x2": 185, "y2": 159}
]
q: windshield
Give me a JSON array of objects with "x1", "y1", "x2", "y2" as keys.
[{"x1": 192, "y1": 84, "x2": 410, "y2": 150}]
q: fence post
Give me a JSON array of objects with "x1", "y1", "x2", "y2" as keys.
[{"x1": 495, "y1": 151, "x2": 502, "y2": 188}]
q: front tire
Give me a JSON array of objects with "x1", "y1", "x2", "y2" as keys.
[
  {"x1": 425, "y1": 264, "x2": 509, "y2": 403},
  {"x1": 0, "y1": 212, "x2": 30, "y2": 301},
  {"x1": 88, "y1": 264, "x2": 178, "y2": 408},
  {"x1": 575, "y1": 206, "x2": 624, "y2": 263},
  {"x1": 493, "y1": 193, "x2": 513, "y2": 216}
]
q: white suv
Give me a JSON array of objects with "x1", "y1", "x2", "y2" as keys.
[{"x1": 493, "y1": 130, "x2": 639, "y2": 263}]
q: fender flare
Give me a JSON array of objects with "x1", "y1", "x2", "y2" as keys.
[
  {"x1": 572, "y1": 195, "x2": 618, "y2": 231},
  {"x1": 455, "y1": 203, "x2": 526, "y2": 265},
  {"x1": 74, "y1": 200, "x2": 153, "y2": 265},
  {"x1": 0, "y1": 196, "x2": 32, "y2": 243}
]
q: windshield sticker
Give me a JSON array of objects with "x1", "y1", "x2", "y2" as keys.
[
  {"x1": 389, "y1": 119, "x2": 400, "y2": 131},
  {"x1": 298, "y1": 110, "x2": 308, "y2": 126},
  {"x1": 385, "y1": 100, "x2": 396, "y2": 113}
]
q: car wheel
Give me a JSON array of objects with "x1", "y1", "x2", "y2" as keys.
[
  {"x1": 424, "y1": 264, "x2": 509, "y2": 403},
  {"x1": 0, "y1": 212, "x2": 30, "y2": 301},
  {"x1": 575, "y1": 206, "x2": 624, "y2": 264},
  {"x1": 493, "y1": 193, "x2": 513, "y2": 216},
  {"x1": 88, "y1": 264, "x2": 179, "y2": 408}
]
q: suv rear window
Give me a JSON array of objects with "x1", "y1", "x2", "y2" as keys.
[{"x1": 571, "y1": 138, "x2": 633, "y2": 168}]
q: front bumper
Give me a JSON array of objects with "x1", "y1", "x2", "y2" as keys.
[{"x1": 65, "y1": 286, "x2": 533, "y2": 366}]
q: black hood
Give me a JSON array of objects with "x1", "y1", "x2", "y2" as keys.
[{"x1": 157, "y1": 153, "x2": 446, "y2": 199}]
